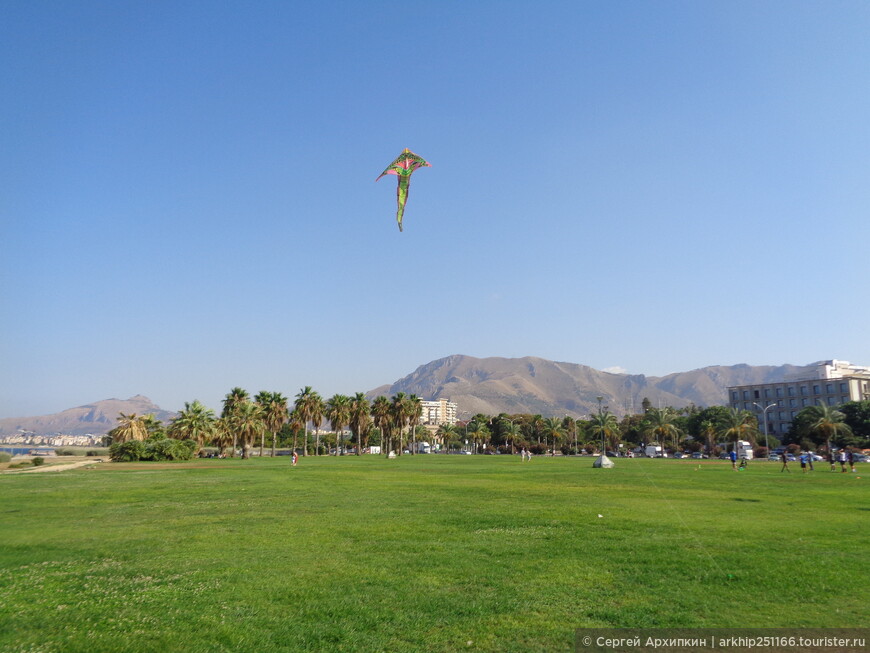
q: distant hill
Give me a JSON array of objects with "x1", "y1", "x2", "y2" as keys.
[
  {"x1": 0, "y1": 395, "x2": 176, "y2": 437},
  {"x1": 367, "y1": 355, "x2": 812, "y2": 418}
]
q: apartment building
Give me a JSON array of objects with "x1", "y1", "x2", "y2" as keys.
[{"x1": 727, "y1": 360, "x2": 870, "y2": 437}]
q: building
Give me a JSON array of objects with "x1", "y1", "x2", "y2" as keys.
[
  {"x1": 727, "y1": 360, "x2": 870, "y2": 438},
  {"x1": 419, "y1": 398, "x2": 457, "y2": 426}
]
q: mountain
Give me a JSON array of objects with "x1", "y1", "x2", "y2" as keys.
[
  {"x1": 367, "y1": 355, "x2": 812, "y2": 418},
  {"x1": 0, "y1": 395, "x2": 176, "y2": 437}
]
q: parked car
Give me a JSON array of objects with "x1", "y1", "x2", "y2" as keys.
[
  {"x1": 691, "y1": 452, "x2": 706, "y2": 459},
  {"x1": 767, "y1": 454, "x2": 781, "y2": 461},
  {"x1": 851, "y1": 453, "x2": 869, "y2": 463}
]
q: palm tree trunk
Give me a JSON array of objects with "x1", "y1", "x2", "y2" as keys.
[
  {"x1": 302, "y1": 426, "x2": 308, "y2": 456},
  {"x1": 271, "y1": 430, "x2": 277, "y2": 457},
  {"x1": 260, "y1": 432, "x2": 265, "y2": 458}
]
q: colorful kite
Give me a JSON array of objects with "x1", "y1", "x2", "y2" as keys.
[{"x1": 376, "y1": 148, "x2": 431, "y2": 232}]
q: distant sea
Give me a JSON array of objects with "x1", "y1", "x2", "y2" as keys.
[{"x1": 0, "y1": 446, "x2": 53, "y2": 456}]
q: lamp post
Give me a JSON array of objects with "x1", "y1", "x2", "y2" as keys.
[{"x1": 753, "y1": 401, "x2": 778, "y2": 458}]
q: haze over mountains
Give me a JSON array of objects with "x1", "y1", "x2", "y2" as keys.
[{"x1": 2, "y1": 356, "x2": 821, "y2": 436}]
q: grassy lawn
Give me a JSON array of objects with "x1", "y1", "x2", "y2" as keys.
[{"x1": 1, "y1": 456, "x2": 867, "y2": 652}]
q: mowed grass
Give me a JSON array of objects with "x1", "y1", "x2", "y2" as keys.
[{"x1": 1, "y1": 456, "x2": 867, "y2": 652}]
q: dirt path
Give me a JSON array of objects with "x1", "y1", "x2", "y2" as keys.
[{"x1": 1, "y1": 459, "x2": 104, "y2": 474}]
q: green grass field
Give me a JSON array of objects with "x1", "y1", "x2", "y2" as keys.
[{"x1": 1, "y1": 456, "x2": 867, "y2": 652}]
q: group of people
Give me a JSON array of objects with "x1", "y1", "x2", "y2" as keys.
[
  {"x1": 780, "y1": 449, "x2": 859, "y2": 473},
  {"x1": 520, "y1": 448, "x2": 533, "y2": 462}
]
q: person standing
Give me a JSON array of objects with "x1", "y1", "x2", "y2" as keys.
[
  {"x1": 781, "y1": 453, "x2": 790, "y2": 473},
  {"x1": 799, "y1": 452, "x2": 808, "y2": 473},
  {"x1": 829, "y1": 450, "x2": 836, "y2": 472},
  {"x1": 847, "y1": 448, "x2": 856, "y2": 473},
  {"x1": 729, "y1": 449, "x2": 737, "y2": 470},
  {"x1": 292, "y1": 451, "x2": 298, "y2": 467},
  {"x1": 838, "y1": 449, "x2": 848, "y2": 473}
]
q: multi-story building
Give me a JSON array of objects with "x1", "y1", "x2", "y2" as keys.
[
  {"x1": 727, "y1": 360, "x2": 870, "y2": 437},
  {"x1": 419, "y1": 398, "x2": 457, "y2": 426}
]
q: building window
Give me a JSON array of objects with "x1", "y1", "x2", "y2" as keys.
[
  {"x1": 731, "y1": 391, "x2": 738, "y2": 402},
  {"x1": 800, "y1": 386, "x2": 808, "y2": 395},
  {"x1": 764, "y1": 389, "x2": 771, "y2": 398},
  {"x1": 790, "y1": 411, "x2": 796, "y2": 419},
  {"x1": 789, "y1": 398, "x2": 796, "y2": 407},
  {"x1": 840, "y1": 383, "x2": 848, "y2": 393},
  {"x1": 744, "y1": 402, "x2": 751, "y2": 410},
  {"x1": 802, "y1": 398, "x2": 809, "y2": 407},
  {"x1": 813, "y1": 385, "x2": 821, "y2": 395},
  {"x1": 827, "y1": 396, "x2": 837, "y2": 406},
  {"x1": 754, "y1": 390, "x2": 760, "y2": 399},
  {"x1": 743, "y1": 390, "x2": 749, "y2": 400},
  {"x1": 842, "y1": 396, "x2": 849, "y2": 404},
  {"x1": 826, "y1": 383, "x2": 834, "y2": 393},
  {"x1": 779, "y1": 411, "x2": 787, "y2": 420}
]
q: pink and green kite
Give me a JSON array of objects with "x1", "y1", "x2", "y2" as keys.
[{"x1": 376, "y1": 148, "x2": 431, "y2": 232}]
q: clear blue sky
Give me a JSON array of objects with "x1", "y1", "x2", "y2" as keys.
[{"x1": 3, "y1": 2, "x2": 869, "y2": 418}]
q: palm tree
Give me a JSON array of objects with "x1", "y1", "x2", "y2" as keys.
[
  {"x1": 326, "y1": 394, "x2": 351, "y2": 455},
  {"x1": 391, "y1": 393, "x2": 409, "y2": 455},
  {"x1": 643, "y1": 407, "x2": 683, "y2": 454},
  {"x1": 806, "y1": 404, "x2": 852, "y2": 453},
  {"x1": 255, "y1": 391, "x2": 289, "y2": 457},
  {"x1": 407, "y1": 394, "x2": 422, "y2": 454},
  {"x1": 541, "y1": 417, "x2": 564, "y2": 455},
  {"x1": 212, "y1": 418, "x2": 233, "y2": 456},
  {"x1": 348, "y1": 393, "x2": 371, "y2": 455},
  {"x1": 108, "y1": 413, "x2": 149, "y2": 444},
  {"x1": 466, "y1": 420, "x2": 489, "y2": 454},
  {"x1": 222, "y1": 388, "x2": 250, "y2": 457},
  {"x1": 589, "y1": 410, "x2": 620, "y2": 453},
  {"x1": 168, "y1": 401, "x2": 216, "y2": 452},
  {"x1": 295, "y1": 386, "x2": 324, "y2": 456},
  {"x1": 501, "y1": 420, "x2": 522, "y2": 454},
  {"x1": 232, "y1": 402, "x2": 265, "y2": 459},
  {"x1": 719, "y1": 407, "x2": 757, "y2": 455},
  {"x1": 371, "y1": 396, "x2": 392, "y2": 455},
  {"x1": 699, "y1": 419, "x2": 718, "y2": 454},
  {"x1": 288, "y1": 408, "x2": 305, "y2": 455},
  {"x1": 436, "y1": 423, "x2": 458, "y2": 452}
]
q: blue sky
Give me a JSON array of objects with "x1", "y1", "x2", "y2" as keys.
[{"x1": 2, "y1": 2, "x2": 869, "y2": 417}]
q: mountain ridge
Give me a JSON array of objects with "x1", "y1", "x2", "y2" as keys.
[
  {"x1": 366, "y1": 355, "x2": 812, "y2": 418},
  {"x1": 0, "y1": 395, "x2": 177, "y2": 438}
]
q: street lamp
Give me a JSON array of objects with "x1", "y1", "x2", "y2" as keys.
[{"x1": 753, "y1": 401, "x2": 778, "y2": 457}]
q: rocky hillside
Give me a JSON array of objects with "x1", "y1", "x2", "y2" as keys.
[
  {"x1": 0, "y1": 395, "x2": 176, "y2": 437},
  {"x1": 367, "y1": 355, "x2": 811, "y2": 418}
]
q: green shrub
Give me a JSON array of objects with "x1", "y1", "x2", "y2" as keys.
[
  {"x1": 0, "y1": 452, "x2": 11, "y2": 463},
  {"x1": 55, "y1": 448, "x2": 76, "y2": 456},
  {"x1": 86, "y1": 449, "x2": 109, "y2": 457},
  {"x1": 32, "y1": 457, "x2": 45, "y2": 466},
  {"x1": 109, "y1": 440, "x2": 147, "y2": 462}
]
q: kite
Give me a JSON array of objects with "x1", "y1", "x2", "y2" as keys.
[{"x1": 376, "y1": 148, "x2": 431, "y2": 232}]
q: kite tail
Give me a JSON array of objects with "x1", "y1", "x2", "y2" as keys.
[{"x1": 396, "y1": 176, "x2": 410, "y2": 232}]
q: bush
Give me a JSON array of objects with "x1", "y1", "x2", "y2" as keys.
[
  {"x1": 109, "y1": 439, "x2": 196, "y2": 462},
  {"x1": 55, "y1": 448, "x2": 76, "y2": 456},
  {"x1": 86, "y1": 449, "x2": 108, "y2": 457},
  {"x1": 0, "y1": 452, "x2": 11, "y2": 463},
  {"x1": 109, "y1": 440, "x2": 147, "y2": 462},
  {"x1": 32, "y1": 457, "x2": 45, "y2": 466}
]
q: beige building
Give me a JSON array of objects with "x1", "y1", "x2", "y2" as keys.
[
  {"x1": 727, "y1": 360, "x2": 870, "y2": 437},
  {"x1": 419, "y1": 398, "x2": 457, "y2": 426}
]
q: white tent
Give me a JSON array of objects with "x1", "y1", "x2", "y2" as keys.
[{"x1": 593, "y1": 454, "x2": 614, "y2": 468}]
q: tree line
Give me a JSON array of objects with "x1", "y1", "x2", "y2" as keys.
[{"x1": 107, "y1": 389, "x2": 870, "y2": 461}]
